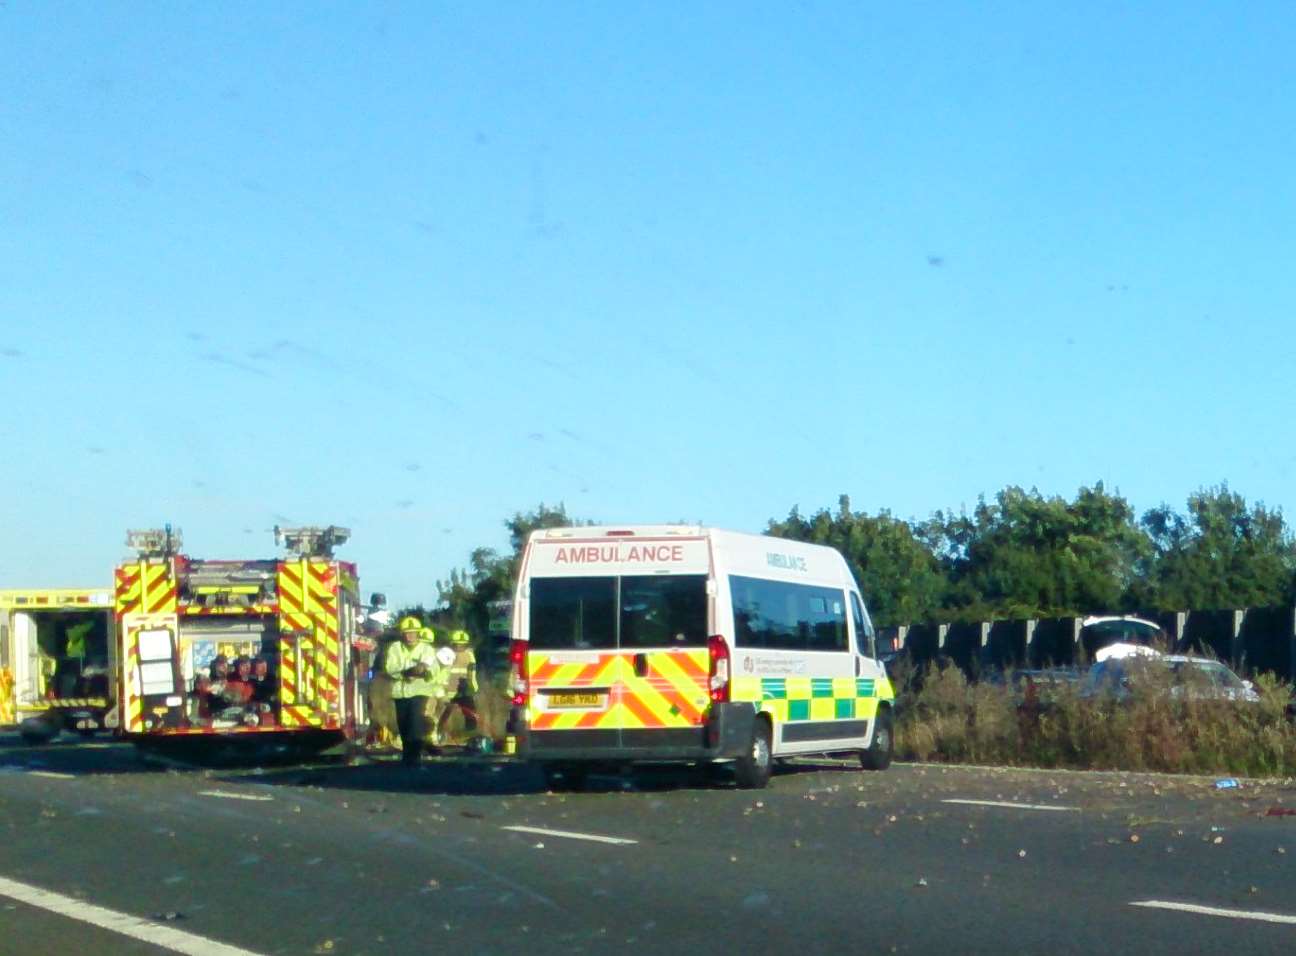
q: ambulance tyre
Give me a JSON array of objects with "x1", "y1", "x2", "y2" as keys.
[
  {"x1": 860, "y1": 708, "x2": 893, "y2": 771},
  {"x1": 734, "y1": 718, "x2": 772, "y2": 789}
]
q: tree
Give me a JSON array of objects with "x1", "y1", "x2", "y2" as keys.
[
  {"x1": 435, "y1": 503, "x2": 584, "y2": 639},
  {"x1": 1135, "y1": 485, "x2": 1295, "y2": 610},
  {"x1": 768, "y1": 495, "x2": 947, "y2": 626},
  {"x1": 924, "y1": 483, "x2": 1148, "y2": 620}
]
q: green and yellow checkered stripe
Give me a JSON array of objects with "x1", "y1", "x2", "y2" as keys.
[{"x1": 732, "y1": 676, "x2": 890, "y2": 723}]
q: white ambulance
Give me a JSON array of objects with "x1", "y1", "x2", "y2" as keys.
[{"x1": 507, "y1": 526, "x2": 896, "y2": 789}]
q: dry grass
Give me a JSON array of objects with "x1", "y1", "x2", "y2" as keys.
[{"x1": 896, "y1": 661, "x2": 1296, "y2": 776}]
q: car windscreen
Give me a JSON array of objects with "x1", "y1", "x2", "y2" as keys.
[{"x1": 528, "y1": 575, "x2": 707, "y2": 650}]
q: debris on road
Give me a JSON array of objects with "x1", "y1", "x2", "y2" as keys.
[{"x1": 1215, "y1": 778, "x2": 1240, "y2": 790}]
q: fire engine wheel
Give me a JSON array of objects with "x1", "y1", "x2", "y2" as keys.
[
  {"x1": 541, "y1": 763, "x2": 588, "y2": 792},
  {"x1": 734, "y1": 718, "x2": 772, "y2": 789},
  {"x1": 860, "y1": 708, "x2": 893, "y2": 771}
]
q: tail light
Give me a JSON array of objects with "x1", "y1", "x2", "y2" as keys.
[
  {"x1": 707, "y1": 634, "x2": 730, "y2": 703},
  {"x1": 509, "y1": 639, "x2": 530, "y2": 706}
]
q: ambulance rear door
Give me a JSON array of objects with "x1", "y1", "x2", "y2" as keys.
[{"x1": 522, "y1": 533, "x2": 713, "y2": 751}]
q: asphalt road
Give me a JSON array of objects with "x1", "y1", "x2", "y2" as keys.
[{"x1": 1, "y1": 734, "x2": 1294, "y2": 955}]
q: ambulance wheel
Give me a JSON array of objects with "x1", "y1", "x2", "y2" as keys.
[
  {"x1": 860, "y1": 709, "x2": 893, "y2": 771},
  {"x1": 542, "y1": 763, "x2": 587, "y2": 792},
  {"x1": 734, "y1": 718, "x2": 772, "y2": 789}
]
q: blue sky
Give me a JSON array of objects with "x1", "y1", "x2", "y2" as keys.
[{"x1": 2, "y1": 2, "x2": 1293, "y2": 606}]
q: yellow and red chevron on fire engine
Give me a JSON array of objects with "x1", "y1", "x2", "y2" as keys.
[
  {"x1": 509, "y1": 527, "x2": 896, "y2": 790},
  {"x1": 115, "y1": 525, "x2": 369, "y2": 752}
]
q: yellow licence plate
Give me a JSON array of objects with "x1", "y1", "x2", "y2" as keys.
[{"x1": 548, "y1": 692, "x2": 604, "y2": 709}]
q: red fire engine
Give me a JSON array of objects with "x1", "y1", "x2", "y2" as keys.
[{"x1": 115, "y1": 525, "x2": 369, "y2": 758}]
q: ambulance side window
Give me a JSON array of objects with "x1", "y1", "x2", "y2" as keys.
[
  {"x1": 850, "y1": 593, "x2": 876, "y2": 659},
  {"x1": 730, "y1": 576, "x2": 846, "y2": 652}
]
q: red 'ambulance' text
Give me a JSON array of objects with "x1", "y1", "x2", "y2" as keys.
[{"x1": 553, "y1": 544, "x2": 685, "y2": 565}]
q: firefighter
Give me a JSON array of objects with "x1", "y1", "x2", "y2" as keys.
[
  {"x1": 436, "y1": 629, "x2": 479, "y2": 741},
  {"x1": 384, "y1": 618, "x2": 445, "y2": 766},
  {"x1": 367, "y1": 618, "x2": 420, "y2": 749}
]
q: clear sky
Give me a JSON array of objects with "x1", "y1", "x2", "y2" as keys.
[{"x1": 2, "y1": 2, "x2": 1293, "y2": 607}]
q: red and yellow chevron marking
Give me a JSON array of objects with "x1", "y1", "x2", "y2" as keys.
[
  {"x1": 276, "y1": 560, "x2": 342, "y2": 722},
  {"x1": 115, "y1": 562, "x2": 177, "y2": 616},
  {"x1": 279, "y1": 705, "x2": 323, "y2": 728},
  {"x1": 528, "y1": 650, "x2": 710, "y2": 731},
  {"x1": 279, "y1": 631, "x2": 303, "y2": 705},
  {"x1": 123, "y1": 625, "x2": 143, "y2": 732}
]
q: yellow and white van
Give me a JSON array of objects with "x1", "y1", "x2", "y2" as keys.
[{"x1": 507, "y1": 526, "x2": 895, "y2": 788}]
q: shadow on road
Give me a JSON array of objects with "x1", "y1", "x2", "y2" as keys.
[
  {"x1": 0, "y1": 733, "x2": 162, "y2": 776},
  {"x1": 0, "y1": 731, "x2": 872, "y2": 794},
  {"x1": 217, "y1": 753, "x2": 857, "y2": 797}
]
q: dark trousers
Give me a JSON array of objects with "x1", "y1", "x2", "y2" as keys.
[{"x1": 394, "y1": 695, "x2": 429, "y2": 766}]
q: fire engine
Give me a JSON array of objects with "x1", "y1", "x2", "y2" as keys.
[
  {"x1": 115, "y1": 525, "x2": 370, "y2": 757},
  {"x1": 0, "y1": 588, "x2": 116, "y2": 739}
]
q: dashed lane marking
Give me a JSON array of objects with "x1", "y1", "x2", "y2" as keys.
[
  {"x1": 0, "y1": 875, "x2": 266, "y2": 956},
  {"x1": 942, "y1": 799, "x2": 1079, "y2": 812},
  {"x1": 28, "y1": 771, "x2": 76, "y2": 780},
  {"x1": 198, "y1": 790, "x2": 274, "y2": 802},
  {"x1": 1131, "y1": 900, "x2": 1296, "y2": 925},
  {"x1": 502, "y1": 825, "x2": 638, "y2": 846}
]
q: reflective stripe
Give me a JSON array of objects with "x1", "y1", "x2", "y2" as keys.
[
  {"x1": 528, "y1": 650, "x2": 710, "y2": 731},
  {"x1": 732, "y1": 674, "x2": 892, "y2": 723}
]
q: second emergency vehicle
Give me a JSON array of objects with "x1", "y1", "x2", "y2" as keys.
[
  {"x1": 508, "y1": 526, "x2": 896, "y2": 789},
  {"x1": 1, "y1": 588, "x2": 116, "y2": 737},
  {"x1": 115, "y1": 525, "x2": 369, "y2": 757}
]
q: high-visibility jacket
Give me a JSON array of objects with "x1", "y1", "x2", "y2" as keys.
[
  {"x1": 383, "y1": 640, "x2": 446, "y2": 699},
  {"x1": 448, "y1": 646, "x2": 478, "y2": 695},
  {"x1": 65, "y1": 621, "x2": 92, "y2": 659}
]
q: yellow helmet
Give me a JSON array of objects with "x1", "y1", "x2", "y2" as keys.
[
  {"x1": 419, "y1": 627, "x2": 436, "y2": 643},
  {"x1": 398, "y1": 615, "x2": 422, "y2": 632},
  {"x1": 450, "y1": 629, "x2": 471, "y2": 646}
]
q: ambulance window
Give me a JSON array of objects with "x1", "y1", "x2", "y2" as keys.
[
  {"x1": 730, "y1": 576, "x2": 846, "y2": 652},
  {"x1": 619, "y1": 575, "x2": 707, "y2": 649},
  {"x1": 808, "y1": 592, "x2": 847, "y2": 652},
  {"x1": 850, "y1": 593, "x2": 876, "y2": 658},
  {"x1": 529, "y1": 577, "x2": 616, "y2": 650}
]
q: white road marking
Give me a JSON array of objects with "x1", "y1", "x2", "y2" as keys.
[
  {"x1": 502, "y1": 825, "x2": 638, "y2": 846},
  {"x1": 198, "y1": 790, "x2": 274, "y2": 802},
  {"x1": 1131, "y1": 900, "x2": 1296, "y2": 925},
  {"x1": 0, "y1": 875, "x2": 266, "y2": 956},
  {"x1": 28, "y1": 770, "x2": 76, "y2": 780},
  {"x1": 942, "y1": 799, "x2": 1079, "y2": 812}
]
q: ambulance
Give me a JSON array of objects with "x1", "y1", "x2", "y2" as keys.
[{"x1": 507, "y1": 526, "x2": 895, "y2": 789}]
